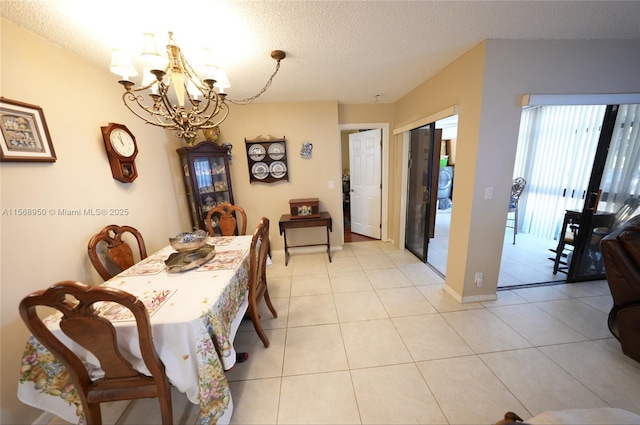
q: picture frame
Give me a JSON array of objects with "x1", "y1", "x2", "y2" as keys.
[{"x1": 0, "y1": 97, "x2": 56, "y2": 162}]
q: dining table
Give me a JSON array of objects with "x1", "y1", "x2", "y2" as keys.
[{"x1": 17, "y1": 235, "x2": 252, "y2": 425}]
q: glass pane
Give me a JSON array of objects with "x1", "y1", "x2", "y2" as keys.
[
  {"x1": 572, "y1": 104, "x2": 640, "y2": 280},
  {"x1": 405, "y1": 126, "x2": 432, "y2": 260},
  {"x1": 194, "y1": 158, "x2": 214, "y2": 194}
]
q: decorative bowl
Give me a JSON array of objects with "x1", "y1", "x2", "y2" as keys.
[{"x1": 169, "y1": 230, "x2": 208, "y2": 253}]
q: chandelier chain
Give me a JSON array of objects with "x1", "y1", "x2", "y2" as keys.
[{"x1": 228, "y1": 60, "x2": 282, "y2": 105}]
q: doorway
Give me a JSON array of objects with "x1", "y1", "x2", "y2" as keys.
[
  {"x1": 500, "y1": 103, "x2": 640, "y2": 286},
  {"x1": 405, "y1": 124, "x2": 440, "y2": 261},
  {"x1": 339, "y1": 123, "x2": 390, "y2": 244},
  {"x1": 349, "y1": 129, "x2": 382, "y2": 239},
  {"x1": 401, "y1": 116, "x2": 457, "y2": 274}
]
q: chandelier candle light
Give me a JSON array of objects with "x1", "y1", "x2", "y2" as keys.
[{"x1": 110, "y1": 32, "x2": 285, "y2": 144}]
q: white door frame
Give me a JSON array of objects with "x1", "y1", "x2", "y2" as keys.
[{"x1": 339, "y1": 123, "x2": 389, "y2": 244}]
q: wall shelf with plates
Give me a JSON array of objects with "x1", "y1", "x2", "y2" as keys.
[{"x1": 245, "y1": 136, "x2": 288, "y2": 184}]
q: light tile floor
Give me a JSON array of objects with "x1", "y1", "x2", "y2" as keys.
[
  {"x1": 429, "y1": 209, "x2": 568, "y2": 287},
  {"x1": 49, "y1": 242, "x2": 640, "y2": 425}
]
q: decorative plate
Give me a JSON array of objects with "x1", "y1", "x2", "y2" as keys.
[
  {"x1": 269, "y1": 161, "x2": 287, "y2": 179},
  {"x1": 268, "y1": 142, "x2": 285, "y2": 160},
  {"x1": 251, "y1": 162, "x2": 269, "y2": 179},
  {"x1": 248, "y1": 144, "x2": 266, "y2": 161}
]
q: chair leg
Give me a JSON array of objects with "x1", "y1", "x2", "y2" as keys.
[
  {"x1": 263, "y1": 287, "x2": 278, "y2": 318},
  {"x1": 513, "y1": 208, "x2": 518, "y2": 244},
  {"x1": 84, "y1": 402, "x2": 103, "y2": 425},
  {"x1": 158, "y1": 383, "x2": 173, "y2": 425},
  {"x1": 248, "y1": 302, "x2": 270, "y2": 347},
  {"x1": 553, "y1": 240, "x2": 566, "y2": 274}
]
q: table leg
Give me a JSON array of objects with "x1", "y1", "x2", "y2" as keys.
[
  {"x1": 326, "y1": 226, "x2": 332, "y2": 262},
  {"x1": 553, "y1": 213, "x2": 572, "y2": 274},
  {"x1": 283, "y1": 230, "x2": 290, "y2": 266}
]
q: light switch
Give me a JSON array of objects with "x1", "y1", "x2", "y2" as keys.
[
  {"x1": 485, "y1": 187, "x2": 493, "y2": 200},
  {"x1": 329, "y1": 180, "x2": 334, "y2": 189}
]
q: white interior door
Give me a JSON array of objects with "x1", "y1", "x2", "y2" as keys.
[{"x1": 349, "y1": 129, "x2": 382, "y2": 238}]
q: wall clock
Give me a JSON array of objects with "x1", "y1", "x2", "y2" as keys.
[{"x1": 100, "y1": 122, "x2": 138, "y2": 183}]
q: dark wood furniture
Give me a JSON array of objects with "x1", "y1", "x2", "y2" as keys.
[
  {"x1": 177, "y1": 142, "x2": 234, "y2": 231},
  {"x1": 88, "y1": 224, "x2": 147, "y2": 281},
  {"x1": 100, "y1": 123, "x2": 139, "y2": 183},
  {"x1": 19, "y1": 281, "x2": 172, "y2": 425},
  {"x1": 248, "y1": 217, "x2": 278, "y2": 347},
  {"x1": 550, "y1": 210, "x2": 616, "y2": 275},
  {"x1": 601, "y1": 215, "x2": 640, "y2": 363},
  {"x1": 289, "y1": 197, "x2": 320, "y2": 218},
  {"x1": 279, "y1": 212, "x2": 332, "y2": 266},
  {"x1": 205, "y1": 202, "x2": 247, "y2": 236},
  {"x1": 551, "y1": 197, "x2": 640, "y2": 277}
]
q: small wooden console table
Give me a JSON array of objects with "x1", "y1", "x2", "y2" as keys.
[{"x1": 279, "y1": 212, "x2": 332, "y2": 266}]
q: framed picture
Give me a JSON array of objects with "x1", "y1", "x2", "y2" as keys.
[{"x1": 0, "y1": 97, "x2": 56, "y2": 162}]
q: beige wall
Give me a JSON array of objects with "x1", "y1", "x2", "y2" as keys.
[
  {"x1": 0, "y1": 19, "x2": 186, "y2": 423},
  {"x1": 1, "y1": 21, "x2": 348, "y2": 423},
  {"x1": 338, "y1": 103, "x2": 394, "y2": 124},
  {"x1": 198, "y1": 101, "x2": 344, "y2": 250},
  {"x1": 393, "y1": 43, "x2": 486, "y2": 300}
]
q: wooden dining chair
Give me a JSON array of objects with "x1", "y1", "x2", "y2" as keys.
[
  {"x1": 88, "y1": 225, "x2": 147, "y2": 280},
  {"x1": 205, "y1": 203, "x2": 247, "y2": 236},
  {"x1": 247, "y1": 217, "x2": 278, "y2": 347},
  {"x1": 19, "y1": 281, "x2": 172, "y2": 425},
  {"x1": 552, "y1": 196, "x2": 640, "y2": 274}
]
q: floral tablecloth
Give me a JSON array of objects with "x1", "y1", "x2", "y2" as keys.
[{"x1": 18, "y1": 236, "x2": 252, "y2": 425}]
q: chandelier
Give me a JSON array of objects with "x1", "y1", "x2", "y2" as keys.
[{"x1": 109, "y1": 32, "x2": 286, "y2": 142}]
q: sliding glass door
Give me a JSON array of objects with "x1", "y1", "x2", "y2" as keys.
[
  {"x1": 405, "y1": 124, "x2": 441, "y2": 262},
  {"x1": 513, "y1": 103, "x2": 640, "y2": 282},
  {"x1": 570, "y1": 104, "x2": 640, "y2": 281}
]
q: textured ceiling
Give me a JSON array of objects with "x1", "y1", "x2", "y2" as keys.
[{"x1": 2, "y1": 1, "x2": 640, "y2": 104}]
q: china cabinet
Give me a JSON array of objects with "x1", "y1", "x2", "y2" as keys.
[{"x1": 177, "y1": 142, "x2": 235, "y2": 231}]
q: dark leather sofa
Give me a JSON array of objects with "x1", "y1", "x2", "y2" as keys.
[{"x1": 600, "y1": 215, "x2": 640, "y2": 363}]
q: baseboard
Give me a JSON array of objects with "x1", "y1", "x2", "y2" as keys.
[{"x1": 443, "y1": 283, "x2": 498, "y2": 303}]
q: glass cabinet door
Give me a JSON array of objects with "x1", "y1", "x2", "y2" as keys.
[
  {"x1": 177, "y1": 142, "x2": 235, "y2": 231},
  {"x1": 194, "y1": 156, "x2": 231, "y2": 218}
]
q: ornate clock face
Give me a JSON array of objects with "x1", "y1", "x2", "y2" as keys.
[{"x1": 109, "y1": 128, "x2": 136, "y2": 157}]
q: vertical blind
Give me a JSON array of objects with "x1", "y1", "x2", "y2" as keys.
[
  {"x1": 514, "y1": 104, "x2": 639, "y2": 241},
  {"x1": 600, "y1": 104, "x2": 640, "y2": 210},
  {"x1": 513, "y1": 105, "x2": 606, "y2": 240}
]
